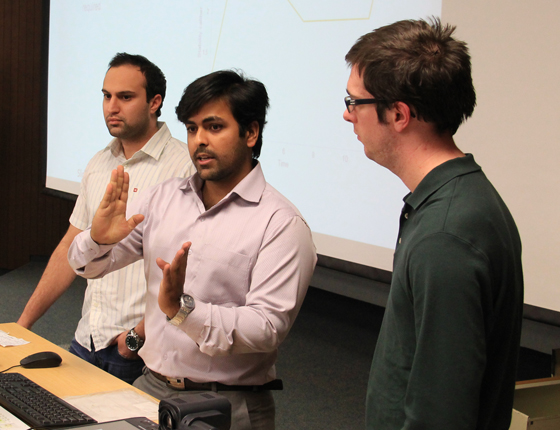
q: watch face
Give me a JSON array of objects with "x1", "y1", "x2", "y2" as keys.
[
  {"x1": 126, "y1": 333, "x2": 139, "y2": 351},
  {"x1": 181, "y1": 294, "x2": 195, "y2": 310}
]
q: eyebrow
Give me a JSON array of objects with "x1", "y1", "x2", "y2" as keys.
[
  {"x1": 185, "y1": 115, "x2": 224, "y2": 125},
  {"x1": 101, "y1": 89, "x2": 136, "y2": 96}
]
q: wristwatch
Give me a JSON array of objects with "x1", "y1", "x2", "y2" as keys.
[
  {"x1": 125, "y1": 328, "x2": 144, "y2": 352},
  {"x1": 167, "y1": 294, "x2": 195, "y2": 326}
]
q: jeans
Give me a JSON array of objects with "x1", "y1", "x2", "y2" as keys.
[{"x1": 69, "y1": 337, "x2": 144, "y2": 384}]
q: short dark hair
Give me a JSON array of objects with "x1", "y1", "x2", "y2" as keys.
[
  {"x1": 108, "y1": 52, "x2": 166, "y2": 117},
  {"x1": 345, "y1": 17, "x2": 476, "y2": 135},
  {"x1": 175, "y1": 70, "x2": 269, "y2": 159}
]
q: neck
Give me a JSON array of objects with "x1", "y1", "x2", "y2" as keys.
[
  {"x1": 391, "y1": 129, "x2": 464, "y2": 192},
  {"x1": 201, "y1": 182, "x2": 227, "y2": 210},
  {"x1": 120, "y1": 121, "x2": 159, "y2": 160},
  {"x1": 201, "y1": 160, "x2": 255, "y2": 210}
]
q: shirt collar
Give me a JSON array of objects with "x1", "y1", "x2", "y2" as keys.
[
  {"x1": 182, "y1": 161, "x2": 266, "y2": 205},
  {"x1": 404, "y1": 153, "x2": 481, "y2": 210},
  {"x1": 106, "y1": 121, "x2": 171, "y2": 161}
]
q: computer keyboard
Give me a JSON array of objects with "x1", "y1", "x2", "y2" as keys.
[{"x1": 0, "y1": 372, "x2": 97, "y2": 428}]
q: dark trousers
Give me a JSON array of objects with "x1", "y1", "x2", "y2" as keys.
[{"x1": 69, "y1": 337, "x2": 144, "y2": 384}]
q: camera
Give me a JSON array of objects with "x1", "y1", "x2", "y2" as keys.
[{"x1": 158, "y1": 392, "x2": 231, "y2": 430}]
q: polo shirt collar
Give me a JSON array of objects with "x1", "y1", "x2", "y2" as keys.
[
  {"x1": 404, "y1": 153, "x2": 481, "y2": 210},
  {"x1": 107, "y1": 121, "x2": 170, "y2": 161}
]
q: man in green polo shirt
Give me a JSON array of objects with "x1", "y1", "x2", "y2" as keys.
[{"x1": 343, "y1": 18, "x2": 523, "y2": 430}]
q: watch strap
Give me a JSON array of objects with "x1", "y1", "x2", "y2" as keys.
[{"x1": 168, "y1": 294, "x2": 195, "y2": 326}]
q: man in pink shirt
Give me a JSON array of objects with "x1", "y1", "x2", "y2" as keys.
[{"x1": 68, "y1": 70, "x2": 317, "y2": 430}]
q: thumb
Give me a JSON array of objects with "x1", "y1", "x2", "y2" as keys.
[{"x1": 128, "y1": 214, "x2": 145, "y2": 230}]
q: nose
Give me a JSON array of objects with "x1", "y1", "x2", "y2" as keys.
[
  {"x1": 343, "y1": 107, "x2": 354, "y2": 123},
  {"x1": 105, "y1": 97, "x2": 119, "y2": 114},
  {"x1": 190, "y1": 127, "x2": 208, "y2": 146}
]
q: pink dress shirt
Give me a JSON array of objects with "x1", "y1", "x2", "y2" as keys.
[{"x1": 68, "y1": 163, "x2": 317, "y2": 385}]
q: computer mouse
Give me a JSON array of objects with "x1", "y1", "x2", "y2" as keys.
[{"x1": 20, "y1": 351, "x2": 62, "y2": 369}]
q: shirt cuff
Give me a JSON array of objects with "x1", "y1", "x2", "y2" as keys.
[{"x1": 68, "y1": 229, "x2": 118, "y2": 273}]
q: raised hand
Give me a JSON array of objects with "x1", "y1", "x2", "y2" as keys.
[
  {"x1": 91, "y1": 165, "x2": 145, "y2": 245},
  {"x1": 156, "y1": 242, "x2": 192, "y2": 319}
]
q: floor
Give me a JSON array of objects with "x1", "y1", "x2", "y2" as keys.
[{"x1": 0, "y1": 262, "x2": 553, "y2": 429}]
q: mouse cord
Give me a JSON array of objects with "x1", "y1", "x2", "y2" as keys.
[{"x1": 0, "y1": 364, "x2": 22, "y2": 373}]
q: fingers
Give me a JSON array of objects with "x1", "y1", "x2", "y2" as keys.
[
  {"x1": 98, "y1": 182, "x2": 113, "y2": 210},
  {"x1": 157, "y1": 244, "x2": 191, "y2": 318},
  {"x1": 172, "y1": 243, "x2": 189, "y2": 264},
  {"x1": 112, "y1": 166, "x2": 127, "y2": 202},
  {"x1": 98, "y1": 166, "x2": 126, "y2": 209},
  {"x1": 156, "y1": 242, "x2": 192, "y2": 287},
  {"x1": 120, "y1": 171, "x2": 130, "y2": 203},
  {"x1": 171, "y1": 243, "x2": 191, "y2": 276},
  {"x1": 156, "y1": 257, "x2": 170, "y2": 272},
  {"x1": 110, "y1": 166, "x2": 121, "y2": 202}
]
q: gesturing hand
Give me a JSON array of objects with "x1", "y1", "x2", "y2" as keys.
[
  {"x1": 91, "y1": 165, "x2": 145, "y2": 245},
  {"x1": 157, "y1": 242, "x2": 192, "y2": 319}
]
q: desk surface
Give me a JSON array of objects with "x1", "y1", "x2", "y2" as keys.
[{"x1": 0, "y1": 322, "x2": 146, "y2": 398}]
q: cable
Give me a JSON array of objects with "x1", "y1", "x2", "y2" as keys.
[{"x1": 0, "y1": 365, "x2": 22, "y2": 373}]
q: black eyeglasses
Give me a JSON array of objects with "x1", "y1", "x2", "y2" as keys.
[
  {"x1": 344, "y1": 96, "x2": 385, "y2": 113},
  {"x1": 344, "y1": 95, "x2": 417, "y2": 118}
]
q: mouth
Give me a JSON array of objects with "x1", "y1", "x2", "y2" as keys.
[
  {"x1": 106, "y1": 117, "x2": 123, "y2": 125},
  {"x1": 196, "y1": 153, "x2": 215, "y2": 166}
]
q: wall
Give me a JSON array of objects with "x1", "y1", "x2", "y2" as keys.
[
  {"x1": 0, "y1": 0, "x2": 74, "y2": 270},
  {"x1": 3, "y1": 0, "x2": 560, "y2": 313},
  {"x1": 443, "y1": 1, "x2": 560, "y2": 312}
]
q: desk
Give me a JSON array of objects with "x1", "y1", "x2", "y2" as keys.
[{"x1": 0, "y1": 322, "x2": 156, "y2": 408}]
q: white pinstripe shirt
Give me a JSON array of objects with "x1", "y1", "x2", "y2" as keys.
[{"x1": 71, "y1": 122, "x2": 194, "y2": 351}]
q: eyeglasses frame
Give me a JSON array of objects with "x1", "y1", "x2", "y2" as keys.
[{"x1": 344, "y1": 95, "x2": 416, "y2": 118}]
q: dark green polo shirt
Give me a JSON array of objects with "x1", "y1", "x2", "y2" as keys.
[{"x1": 366, "y1": 154, "x2": 523, "y2": 430}]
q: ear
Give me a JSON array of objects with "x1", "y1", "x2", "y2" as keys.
[
  {"x1": 245, "y1": 121, "x2": 259, "y2": 149},
  {"x1": 391, "y1": 101, "x2": 414, "y2": 133},
  {"x1": 149, "y1": 94, "x2": 163, "y2": 115}
]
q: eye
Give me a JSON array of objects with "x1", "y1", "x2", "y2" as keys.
[
  {"x1": 122, "y1": 95, "x2": 132, "y2": 101},
  {"x1": 209, "y1": 123, "x2": 223, "y2": 132},
  {"x1": 103, "y1": 93, "x2": 111, "y2": 100},
  {"x1": 186, "y1": 125, "x2": 197, "y2": 134}
]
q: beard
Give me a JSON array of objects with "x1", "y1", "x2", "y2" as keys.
[
  {"x1": 105, "y1": 115, "x2": 150, "y2": 142},
  {"x1": 193, "y1": 140, "x2": 252, "y2": 183}
]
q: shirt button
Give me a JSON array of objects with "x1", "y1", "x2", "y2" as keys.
[
  {"x1": 404, "y1": 213, "x2": 409, "y2": 219},
  {"x1": 163, "y1": 353, "x2": 168, "y2": 361},
  {"x1": 188, "y1": 249, "x2": 193, "y2": 255},
  {"x1": 399, "y1": 238, "x2": 402, "y2": 244}
]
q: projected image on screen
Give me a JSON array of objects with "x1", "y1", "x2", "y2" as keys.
[{"x1": 47, "y1": 0, "x2": 442, "y2": 270}]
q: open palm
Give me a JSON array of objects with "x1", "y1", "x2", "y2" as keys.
[{"x1": 91, "y1": 165, "x2": 144, "y2": 245}]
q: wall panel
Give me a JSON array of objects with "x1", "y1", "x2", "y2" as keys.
[{"x1": 0, "y1": 0, "x2": 74, "y2": 270}]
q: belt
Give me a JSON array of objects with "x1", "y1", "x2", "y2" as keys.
[{"x1": 149, "y1": 369, "x2": 283, "y2": 392}]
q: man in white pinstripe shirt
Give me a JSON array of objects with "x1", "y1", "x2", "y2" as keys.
[{"x1": 17, "y1": 53, "x2": 194, "y2": 383}]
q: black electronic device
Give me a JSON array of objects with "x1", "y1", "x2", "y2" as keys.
[
  {"x1": 20, "y1": 351, "x2": 62, "y2": 368},
  {"x1": 159, "y1": 393, "x2": 231, "y2": 430},
  {"x1": 0, "y1": 372, "x2": 96, "y2": 428}
]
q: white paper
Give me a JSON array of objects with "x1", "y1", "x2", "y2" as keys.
[
  {"x1": 0, "y1": 405, "x2": 28, "y2": 430},
  {"x1": 64, "y1": 389, "x2": 159, "y2": 422},
  {"x1": 0, "y1": 331, "x2": 29, "y2": 347}
]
